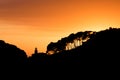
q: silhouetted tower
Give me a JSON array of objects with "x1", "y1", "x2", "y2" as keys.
[{"x1": 34, "y1": 48, "x2": 38, "y2": 54}]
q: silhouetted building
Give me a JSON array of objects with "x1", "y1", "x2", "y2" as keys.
[{"x1": 34, "y1": 48, "x2": 38, "y2": 54}]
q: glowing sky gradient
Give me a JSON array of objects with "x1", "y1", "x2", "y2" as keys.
[{"x1": 0, "y1": 0, "x2": 120, "y2": 56}]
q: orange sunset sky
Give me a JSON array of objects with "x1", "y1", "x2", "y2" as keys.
[{"x1": 0, "y1": 0, "x2": 120, "y2": 56}]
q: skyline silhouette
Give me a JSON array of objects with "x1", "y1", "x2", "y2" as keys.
[
  {"x1": 0, "y1": 27, "x2": 119, "y2": 56},
  {"x1": 0, "y1": 27, "x2": 120, "y2": 65}
]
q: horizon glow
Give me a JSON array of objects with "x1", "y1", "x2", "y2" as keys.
[{"x1": 0, "y1": 0, "x2": 120, "y2": 56}]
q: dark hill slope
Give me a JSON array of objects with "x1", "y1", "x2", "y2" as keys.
[
  {"x1": 0, "y1": 40, "x2": 27, "y2": 65},
  {"x1": 49, "y1": 28, "x2": 120, "y2": 66}
]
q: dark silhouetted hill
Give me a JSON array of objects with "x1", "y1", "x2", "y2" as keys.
[
  {"x1": 46, "y1": 27, "x2": 120, "y2": 66},
  {"x1": 28, "y1": 27, "x2": 120, "y2": 67},
  {"x1": 0, "y1": 40, "x2": 27, "y2": 65},
  {"x1": 78, "y1": 27, "x2": 120, "y2": 66},
  {"x1": 1, "y1": 27, "x2": 120, "y2": 68}
]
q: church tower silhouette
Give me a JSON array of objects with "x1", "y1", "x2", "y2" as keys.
[{"x1": 34, "y1": 47, "x2": 38, "y2": 54}]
